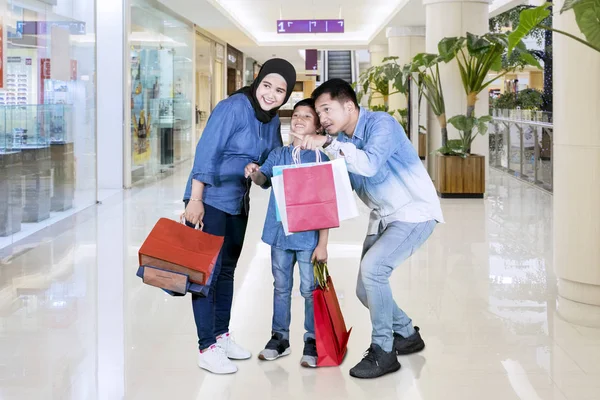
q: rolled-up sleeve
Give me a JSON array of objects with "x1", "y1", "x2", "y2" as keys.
[
  {"x1": 259, "y1": 147, "x2": 282, "y2": 189},
  {"x1": 191, "y1": 100, "x2": 244, "y2": 186},
  {"x1": 330, "y1": 116, "x2": 401, "y2": 177}
]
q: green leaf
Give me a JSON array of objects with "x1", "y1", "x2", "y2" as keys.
[
  {"x1": 508, "y1": 3, "x2": 552, "y2": 55},
  {"x1": 382, "y1": 56, "x2": 399, "y2": 63},
  {"x1": 438, "y1": 37, "x2": 463, "y2": 62},
  {"x1": 572, "y1": 0, "x2": 600, "y2": 50},
  {"x1": 561, "y1": 0, "x2": 584, "y2": 13},
  {"x1": 466, "y1": 32, "x2": 491, "y2": 55}
]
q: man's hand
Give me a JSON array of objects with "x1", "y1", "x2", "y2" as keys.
[
  {"x1": 301, "y1": 134, "x2": 327, "y2": 151},
  {"x1": 311, "y1": 244, "x2": 328, "y2": 263},
  {"x1": 244, "y1": 163, "x2": 260, "y2": 178}
]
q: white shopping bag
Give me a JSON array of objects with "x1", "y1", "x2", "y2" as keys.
[
  {"x1": 330, "y1": 158, "x2": 359, "y2": 221},
  {"x1": 271, "y1": 174, "x2": 293, "y2": 236}
]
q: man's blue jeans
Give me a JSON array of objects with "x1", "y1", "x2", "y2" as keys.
[
  {"x1": 271, "y1": 247, "x2": 315, "y2": 342},
  {"x1": 356, "y1": 220, "x2": 437, "y2": 353}
]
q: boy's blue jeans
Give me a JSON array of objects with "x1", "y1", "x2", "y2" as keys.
[
  {"x1": 271, "y1": 247, "x2": 316, "y2": 342},
  {"x1": 356, "y1": 220, "x2": 437, "y2": 353}
]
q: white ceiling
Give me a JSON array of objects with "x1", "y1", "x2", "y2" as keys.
[{"x1": 159, "y1": 0, "x2": 518, "y2": 72}]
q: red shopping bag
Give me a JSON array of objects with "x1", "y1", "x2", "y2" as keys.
[
  {"x1": 283, "y1": 163, "x2": 339, "y2": 233},
  {"x1": 313, "y1": 262, "x2": 352, "y2": 367}
]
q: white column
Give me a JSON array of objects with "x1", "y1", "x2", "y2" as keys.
[
  {"x1": 368, "y1": 44, "x2": 388, "y2": 107},
  {"x1": 97, "y1": 0, "x2": 126, "y2": 191},
  {"x1": 424, "y1": 0, "x2": 490, "y2": 178},
  {"x1": 553, "y1": 2, "x2": 600, "y2": 327},
  {"x1": 386, "y1": 26, "x2": 426, "y2": 112}
]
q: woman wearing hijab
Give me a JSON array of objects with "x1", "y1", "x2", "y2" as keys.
[{"x1": 183, "y1": 58, "x2": 296, "y2": 374}]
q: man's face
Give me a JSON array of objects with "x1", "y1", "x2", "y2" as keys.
[{"x1": 314, "y1": 93, "x2": 351, "y2": 135}]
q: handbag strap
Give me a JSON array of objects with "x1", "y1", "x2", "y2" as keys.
[{"x1": 292, "y1": 145, "x2": 321, "y2": 165}]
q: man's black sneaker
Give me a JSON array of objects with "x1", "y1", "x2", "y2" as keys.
[
  {"x1": 300, "y1": 338, "x2": 318, "y2": 368},
  {"x1": 394, "y1": 326, "x2": 425, "y2": 355},
  {"x1": 349, "y1": 344, "x2": 401, "y2": 379},
  {"x1": 258, "y1": 333, "x2": 291, "y2": 361}
]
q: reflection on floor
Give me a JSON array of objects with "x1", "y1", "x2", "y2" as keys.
[{"x1": 0, "y1": 163, "x2": 599, "y2": 400}]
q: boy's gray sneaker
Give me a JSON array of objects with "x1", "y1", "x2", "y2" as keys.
[
  {"x1": 258, "y1": 333, "x2": 291, "y2": 361},
  {"x1": 300, "y1": 338, "x2": 318, "y2": 368}
]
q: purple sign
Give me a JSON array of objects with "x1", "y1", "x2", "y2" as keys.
[
  {"x1": 277, "y1": 20, "x2": 344, "y2": 34},
  {"x1": 305, "y1": 49, "x2": 318, "y2": 74}
]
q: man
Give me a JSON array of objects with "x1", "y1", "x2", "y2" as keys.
[{"x1": 302, "y1": 79, "x2": 444, "y2": 379}]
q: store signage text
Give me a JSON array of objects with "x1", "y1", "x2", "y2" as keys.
[
  {"x1": 277, "y1": 19, "x2": 344, "y2": 34},
  {"x1": 15, "y1": 21, "x2": 86, "y2": 36}
]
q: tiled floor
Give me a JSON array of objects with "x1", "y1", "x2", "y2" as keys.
[{"x1": 1, "y1": 161, "x2": 599, "y2": 400}]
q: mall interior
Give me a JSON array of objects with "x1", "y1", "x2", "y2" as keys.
[{"x1": 0, "y1": 0, "x2": 599, "y2": 398}]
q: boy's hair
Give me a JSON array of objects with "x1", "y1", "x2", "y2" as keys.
[
  {"x1": 293, "y1": 98, "x2": 316, "y2": 111},
  {"x1": 293, "y1": 98, "x2": 321, "y2": 128},
  {"x1": 311, "y1": 78, "x2": 359, "y2": 108}
]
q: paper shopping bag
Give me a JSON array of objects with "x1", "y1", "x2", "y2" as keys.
[
  {"x1": 329, "y1": 158, "x2": 359, "y2": 221},
  {"x1": 283, "y1": 163, "x2": 340, "y2": 233},
  {"x1": 138, "y1": 218, "x2": 224, "y2": 296},
  {"x1": 271, "y1": 174, "x2": 293, "y2": 236},
  {"x1": 313, "y1": 262, "x2": 352, "y2": 367}
]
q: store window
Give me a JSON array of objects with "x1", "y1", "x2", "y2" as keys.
[
  {"x1": 0, "y1": 0, "x2": 96, "y2": 250},
  {"x1": 129, "y1": 0, "x2": 194, "y2": 184},
  {"x1": 194, "y1": 32, "x2": 213, "y2": 144},
  {"x1": 226, "y1": 45, "x2": 243, "y2": 96}
]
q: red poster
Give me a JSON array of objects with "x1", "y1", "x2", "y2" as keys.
[
  {"x1": 40, "y1": 58, "x2": 51, "y2": 104},
  {"x1": 70, "y1": 60, "x2": 77, "y2": 80}
]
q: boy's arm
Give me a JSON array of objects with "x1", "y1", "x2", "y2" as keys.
[
  {"x1": 312, "y1": 229, "x2": 329, "y2": 262},
  {"x1": 257, "y1": 147, "x2": 281, "y2": 189}
]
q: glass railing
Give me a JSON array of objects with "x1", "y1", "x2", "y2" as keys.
[{"x1": 489, "y1": 109, "x2": 553, "y2": 193}]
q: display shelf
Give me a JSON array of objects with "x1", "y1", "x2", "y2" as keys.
[{"x1": 0, "y1": 151, "x2": 23, "y2": 236}]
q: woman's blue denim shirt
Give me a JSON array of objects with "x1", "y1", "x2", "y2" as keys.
[{"x1": 183, "y1": 94, "x2": 283, "y2": 215}]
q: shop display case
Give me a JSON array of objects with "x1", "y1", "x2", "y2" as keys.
[
  {"x1": 46, "y1": 105, "x2": 74, "y2": 212},
  {"x1": 0, "y1": 108, "x2": 23, "y2": 236}
]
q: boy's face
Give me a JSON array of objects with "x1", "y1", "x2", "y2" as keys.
[
  {"x1": 290, "y1": 105, "x2": 319, "y2": 136},
  {"x1": 314, "y1": 93, "x2": 352, "y2": 135}
]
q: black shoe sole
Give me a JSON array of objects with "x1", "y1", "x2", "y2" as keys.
[
  {"x1": 395, "y1": 341, "x2": 425, "y2": 356},
  {"x1": 349, "y1": 363, "x2": 401, "y2": 379}
]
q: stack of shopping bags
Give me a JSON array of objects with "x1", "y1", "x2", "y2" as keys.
[
  {"x1": 136, "y1": 217, "x2": 224, "y2": 296},
  {"x1": 272, "y1": 148, "x2": 358, "y2": 234}
]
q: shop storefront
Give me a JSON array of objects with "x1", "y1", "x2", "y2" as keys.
[
  {"x1": 129, "y1": 0, "x2": 194, "y2": 184},
  {"x1": 194, "y1": 30, "x2": 227, "y2": 144},
  {"x1": 226, "y1": 45, "x2": 243, "y2": 96},
  {"x1": 244, "y1": 56, "x2": 259, "y2": 87},
  {"x1": 0, "y1": 0, "x2": 97, "y2": 250}
]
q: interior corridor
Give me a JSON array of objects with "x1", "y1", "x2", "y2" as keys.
[{"x1": 1, "y1": 163, "x2": 599, "y2": 400}]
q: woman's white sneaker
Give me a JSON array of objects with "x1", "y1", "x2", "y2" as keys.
[
  {"x1": 217, "y1": 332, "x2": 252, "y2": 360},
  {"x1": 198, "y1": 345, "x2": 238, "y2": 374}
]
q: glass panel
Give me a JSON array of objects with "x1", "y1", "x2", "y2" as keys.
[
  {"x1": 130, "y1": 0, "x2": 194, "y2": 185},
  {"x1": 0, "y1": 0, "x2": 96, "y2": 252}
]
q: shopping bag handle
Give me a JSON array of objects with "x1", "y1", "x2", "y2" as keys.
[
  {"x1": 179, "y1": 212, "x2": 204, "y2": 231},
  {"x1": 313, "y1": 261, "x2": 330, "y2": 290},
  {"x1": 292, "y1": 146, "x2": 322, "y2": 165}
]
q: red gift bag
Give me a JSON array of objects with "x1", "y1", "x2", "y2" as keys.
[
  {"x1": 313, "y1": 262, "x2": 352, "y2": 367},
  {"x1": 283, "y1": 163, "x2": 340, "y2": 233}
]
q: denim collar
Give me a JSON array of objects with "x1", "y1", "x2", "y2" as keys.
[{"x1": 341, "y1": 107, "x2": 366, "y2": 141}]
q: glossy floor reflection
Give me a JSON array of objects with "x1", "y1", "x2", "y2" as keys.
[{"x1": 1, "y1": 164, "x2": 599, "y2": 400}]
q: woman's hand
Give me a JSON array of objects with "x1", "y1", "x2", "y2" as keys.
[
  {"x1": 312, "y1": 244, "x2": 328, "y2": 263},
  {"x1": 245, "y1": 163, "x2": 260, "y2": 178},
  {"x1": 184, "y1": 200, "x2": 205, "y2": 228}
]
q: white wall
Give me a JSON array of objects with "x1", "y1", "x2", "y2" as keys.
[{"x1": 97, "y1": 0, "x2": 125, "y2": 190}]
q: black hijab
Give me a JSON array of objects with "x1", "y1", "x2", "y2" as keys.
[{"x1": 233, "y1": 58, "x2": 296, "y2": 123}]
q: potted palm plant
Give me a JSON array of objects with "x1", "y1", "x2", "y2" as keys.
[
  {"x1": 428, "y1": 32, "x2": 540, "y2": 198},
  {"x1": 355, "y1": 56, "x2": 410, "y2": 131}
]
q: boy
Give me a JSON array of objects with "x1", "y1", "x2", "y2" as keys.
[{"x1": 244, "y1": 99, "x2": 329, "y2": 368}]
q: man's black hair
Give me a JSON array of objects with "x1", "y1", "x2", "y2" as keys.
[{"x1": 311, "y1": 78, "x2": 359, "y2": 108}]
